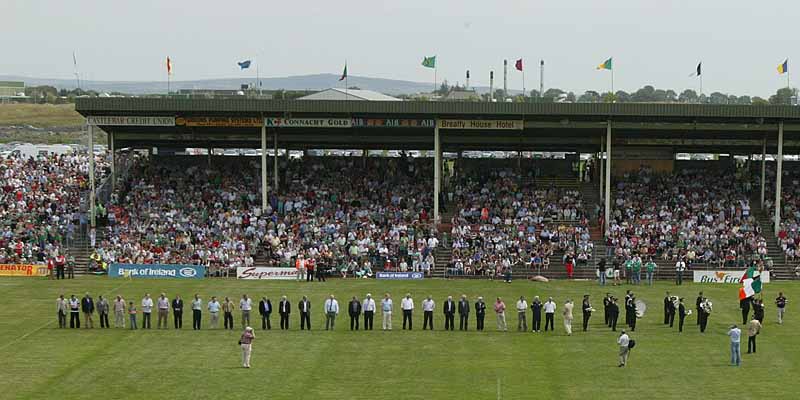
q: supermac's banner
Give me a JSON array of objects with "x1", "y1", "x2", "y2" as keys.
[
  {"x1": 109, "y1": 264, "x2": 205, "y2": 279},
  {"x1": 0, "y1": 264, "x2": 48, "y2": 277},
  {"x1": 237, "y1": 267, "x2": 296, "y2": 280},
  {"x1": 693, "y1": 270, "x2": 770, "y2": 284},
  {"x1": 376, "y1": 272, "x2": 424, "y2": 280}
]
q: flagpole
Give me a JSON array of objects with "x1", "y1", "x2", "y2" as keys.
[
  {"x1": 611, "y1": 68, "x2": 614, "y2": 99},
  {"x1": 700, "y1": 74, "x2": 703, "y2": 96},
  {"x1": 434, "y1": 66, "x2": 437, "y2": 95},
  {"x1": 522, "y1": 69, "x2": 526, "y2": 101},
  {"x1": 345, "y1": 60, "x2": 349, "y2": 99}
]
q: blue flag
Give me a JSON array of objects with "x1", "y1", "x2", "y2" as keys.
[{"x1": 238, "y1": 60, "x2": 252, "y2": 70}]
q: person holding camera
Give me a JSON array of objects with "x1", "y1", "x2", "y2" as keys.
[{"x1": 239, "y1": 327, "x2": 255, "y2": 368}]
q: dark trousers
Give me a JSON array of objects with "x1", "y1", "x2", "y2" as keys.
[
  {"x1": 143, "y1": 312, "x2": 151, "y2": 329},
  {"x1": 626, "y1": 311, "x2": 636, "y2": 331},
  {"x1": 582, "y1": 313, "x2": 590, "y2": 331},
  {"x1": 306, "y1": 270, "x2": 313, "y2": 281},
  {"x1": 664, "y1": 309, "x2": 670, "y2": 324},
  {"x1": 545, "y1": 313, "x2": 554, "y2": 331},
  {"x1": 668, "y1": 312, "x2": 675, "y2": 328},
  {"x1": 423, "y1": 311, "x2": 434, "y2": 330},
  {"x1": 748, "y1": 336, "x2": 757, "y2": 353},
  {"x1": 604, "y1": 309, "x2": 609, "y2": 326},
  {"x1": 316, "y1": 270, "x2": 326, "y2": 282},
  {"x1": 532, "y1": 312, "x2": 541, "y2": 331},
  {"x1": 676, "y1": 272, "x2": 683, "y2": 285},
  {"x1": 56, "y1": 266, "x2": 65, "y2": 279},
  {"x1": 476, "y1": 313, "x2": 485, "y2": 330},
  {"x1": 280, "y1": 313, "x2": 289, "y2": 330},
  {"x1": 402, "y1": 310, "x2": 412, "y2": 330},
  {"x1": 364, "y1": 311, "x2": 374, "y2": 330},
  {"x1": 610, "y1": 313, "x2": 618, "y2": 331},
  {"x1": 678, "y1": 315, "x2": 685, "y2": 332},
  {"x1": 58, "y1": 311, "x2": 67, "y2": 328},
  {"x1": 262, "y1": 314, "x2": 271, "y2": 330},
  {"x1": 350, "y1": 314, "x2": 360, "y2": 330},
  {"x1": 173, "y1": 310, "x2": 183, "y2": 329},
  {"x1": 70, "y1": 312, "x2": 80, "y2": 328},
  {"x1": 742, "y1": 309, "x2": 749, "y2": 325},
  {"x1": 459, "y1": 313, "x2": 468, "y2": 330},
  {"x1": 192, "y1": 310, "x2": 202, "y2": 330},
  {"x1": 99, "y1": 312, "x2": 109, "y2": 328},
  {"x1": 697, "y1": 308, "x2": 701, "y2": 325},
  {"x1": 300, "y1": 312, "x2": 310, "y2": 330},
  {"x1": 67, "y1": 268, "x2": 74, "y2": 279},
  {"x1": 444, "y1": 313, "x2": 454, "y2": 330},
  {"x1": 699, "y1": 314, "x2": 708, "y2": 332},
  {"x1": 224, "y1": 312, "x2": 234, "y2": 329}
]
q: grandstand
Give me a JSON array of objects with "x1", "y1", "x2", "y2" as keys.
[{"x1": 66, "y1": 98, "x2": 800, "y2": 281}]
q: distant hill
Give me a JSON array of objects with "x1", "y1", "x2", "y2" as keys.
[{"x1": 0, "y1": 74, "x2": 505, "y2": 96}]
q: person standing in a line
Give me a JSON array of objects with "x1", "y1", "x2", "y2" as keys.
[
  {"x1": 753, "y1": 299, "x2": 765, "y2": 324},
  {"x1": 56, "y1": 295, "x2": 67, "y2": 328},
  {"x1": 128, "y1": 301, "x2": 138, "y2": 330},
  {"x1": 69, "y1": 295, "x2": 80, "y2": 328},
  {"x1": 443, "y1": 295, "x2": 456, "y2": 331},
  {"x1": 544, "y1": 297, "x2": 556, "y2": 332},
  {"x1": 298, "y1": 295, "x2": 311, "y2": 330},
  {"x1": 776, "y1": 292, "x2": 787, "y2": 325},
  {"x1": 675, "y1": 258, "x2": 686, "y2": 285},
  {"x1": 645, "y1": 257, "x2": 657, "y2": 286},
  {"x1": 141, "y1": 293, "x2": 153, "y2": 329},
  {"x1": 728, "y1": 324, "x2": 742, "y2": 366},
  {"x1": 208, "y1": 296, "x2": 221, "y2": 329},
  {"x1": 516, "y1": 296, "x2": 528, "y2": 332},
  {"x1": 458, "y1": 294, "x2": 470, "y2": 331},
  {"x1": 628, "y1": 294, "x2": 638, "y2": 332},
  {"x1": 348, "y1": 296, "x2": 361, "y2": 330},
  {"x1": 259, "y1": 296, "x2": 272, "y2": 330},
  {"x1": 114, "y1": 295, "x2": 126, "y2": 328},
  {"x1": 603, "y1": 293, "x2": 612, "y2": 327},
  {"x1": 401, "y1": 293, "x2": 414, "y2": 330},
  {"x1": 678, "y1": 298, "x2": 687, "y2": 333},
  {"x1": 240, "y1": 294, "x2": 252, "y2": 329},
  {"x1": 563, "y1": 299, "x2": 574, "y2": 336},
  {"x1": 696, "y1": 292, "x2": 704, "y2": 326},
  {"x1": 747, "y1": 318, "x2": 762, "y2": 354},
  {"x1": 608, "y1": 297, "x2": 619, "y2": 331},
  {"x1": 475, "y1": 296, "x2": 486, "y2": 331},
  {"x1": 223, "y1": 297, "x2": 236, "y2": 330},
  {"x1": 324, "y1": 294, "x2": 339, "y2": 330},
  {"x1": 278, "y1": 296, "x2": 291, "y2": 330},
  {"x1": 381, "y1": 293, "x2": 393, "y2": 330},
  {"x1": 740, "y1": 297, "x2": 751, "y2": 326},
  {"x1": 97, "y1": 295, "x2": 110, "y2": 329},
  {"x1": 699, "y1": 297, "x2": 711, "y2": 333},
  {"x1": 495, "y1": 297, "x2": 507, "y2": 332},
  {"x1": 581, "y1": 295, "x2": 592, "y2": 332},
  {"x1": 239, "y1": 327, "x2": 255, "y2": 368},
  {"x1": 192, "y1": 294, "x2": 204, "y2": 330},
  {"x1": 422, "y1": 296, "x2": 435, "y2": 330},
  {"x1": 531, "y1": 296, "x2": 542, "y2": 332},
  {"x1": 172, "y1": 295, "x2": 183, "y2": 329},
  {"x1": 81, "y1": 292, "x2": 95, "y2": 329},
  {"x1": 663, "y1": 291, "x2": 671, "y2": 325},
  {"x1": 363, "y1": 293, "x2": 376, "y2": 330},
  {"x1": 667, "y1": 296, "x2": 676, "y2": 328},
  {"x1": 157, "y1": 293, "x2": 169, "y2": 329},
  {"x1": 617, "y1": 330, "x2": 630, "y2": 367},
  {"x1": 598, "y1": 258, "x2": 607, "y2": 286}
]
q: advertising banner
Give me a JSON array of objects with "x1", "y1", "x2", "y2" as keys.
[
  {"x1": 176, "y1": 117, "x2": 262, "y2": 127},
  {"x1": 375, "y1": 271, "x2": 425, "y2": 280},
  {"x1": 265, "y1": 117, "x2": 352, "y2": 128},
  {"x1": 438, "y1": 119, "x2": 523, "y2": 130},
  {"x1": 87, "y1": 116, "x2": 176, "y2": 126},
  {"x1": 352, "y1": 118, "x2": 435, "y2": 128},
  {"x1": 236, "y1": 266, "x2": 297, "y2": 280},
  {"x1": 108, "y1": 264, "x2": 205, "y2": 279},
  {"x1": 693, "y1": 270, "x2": 770, "y2": 284},
  {"x1": 0, "y1": 264, "x2": 49, "y2": 277}
]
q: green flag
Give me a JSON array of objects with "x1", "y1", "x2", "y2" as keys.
[
  {"x1": 597, "y1": 57, "x2": 613, "y2": 70},
  {"x1": 422, "y1": 56, "x2": 436, "y2": 68}
]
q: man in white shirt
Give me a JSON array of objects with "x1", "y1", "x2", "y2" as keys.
[
  {"x1": 208, "y1": 296, "x2": 221, "y2": 329},
  {"x1": 544, "y1": 297, "x2": 557, "y2": 332},
  {"x1": 191, "y1": 294, "x2": 203, "y2": 330},
  {"x1": 422, "y1": 296, "x2": 436, "y2": 330},
  {"x1": 363, "y1": 293, "x2": 376, "y2": 330},
  {"x1": 675, "y1": 259, "x2": 686, "y2": 285},
  {"x1": 381, "y1": 293, "x2": 393, "y2": 330},
  {"x1": 401, "y1": 293, "x2": 414, "y2": 330},
  {"x1": 617, "y1": 330, "x2": 630, "y2": 367},
  {"x1": 141, "y1": 294, "x2": 154, "y2": 329},
  {"x1": 324, "y1": 294, "x2": 340, "y2": 330},
  {"x1": 516, "y1": 296, "x2": 529, "y2": 331},
  {"x1": 157, "y1": 293, "x2": 170, "y2": 329},
  {"x1": 240, "y1": 294, "x2": 253, "y2": 329}
]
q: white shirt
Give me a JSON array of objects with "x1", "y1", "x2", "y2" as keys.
[
  {"x1": 381, "y1": 298, "x2": 393, "y2": 312},
  {"x1": 324, "y1": 299, "x2": 339, "y2": 314},
  {"x1": 422, "y1": 299, "x2": 435, "y2": 312},
  {"x1": 544, "y1": 301, "x2": 557, "y2": 313},
  {"x1": 157, "y1": 297, "x2": 169, "y2": 310},
  {"x1": 675, "y1": 261, "x2": 686, "y2": 271},
  {"x1": 141, "y1": 297, "x2": 154, "y2": 313},
  {"x1": 516, "y1": 300, "x2": 528, "y2": 312},
  {"x1": 618, "y1": 333, "x2": 630, "y2": 347},
  {"x1": 363, "y1": 298, "x2": 376, "y2": 312},
  {"x1": 240, "y1": 298, "x2": 252, "y2": 311},
  {"x1": 401, "y1": 297, "x2": 414, "y2": 310}
]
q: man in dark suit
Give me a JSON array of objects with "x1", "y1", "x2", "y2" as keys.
[
  {"x1": 696, "y1": 292, "x2": 703, "y2": 325},
  {"x1": 740, "y1": 297, "x2": 751, "y2": 325},
  {"x1": 608, "y1": 297, "x2": 619, "y2": 331},
  {"x1": 348, "y1": 296, "x2": 362, "y2": 330},
  {"x1": 475, "y1": 296, "x2": 486, "y2": 331},
  {"x1": 278, "y1": 296, "x2": 291, "y2": 330},
  {"x1": 678, "y1": 298, "x2": 687, "y2": 332},
  {"x1": 663, "y1": 291, "x2": 671, "y2": 325},
  {"x1": 171, "y1": 295, "x2": 184, "y2": 329},
  {"x1": 298, "y1": 296, "x2": 311, "y2": 330},
  {"x1": 443, "y1": 296, "x2": 456, "y2": 330},
  {"x1": 259, "y1": 296, "x2": 272, "y2": 330},
  {"x1": 581, "y1": 295, "x2": 592, "y2": 332},
  {"x1": 531, "y1": 296, "x2": 542, "y2": 332},
  {"x1": 603, "y1": 293, "x2": 612, "y2": 327},
  {"x1": 624, "y1": 290, "x2": 633, "y2": 327},
  {"x1": 457, "y1": 295, "x2": 470, "y2": 330},
  {"x1": 81, "y1": 292, "x2": 95, "y2": 329},
  {"x1": 627, "y1": 294, "x2": 637, "y2": 332}
]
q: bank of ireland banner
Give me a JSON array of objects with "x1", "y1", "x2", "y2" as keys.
[
  {"x1": 375, "y1": 271, "x2": 424, "y2": 280},
  {"x1": 693, "y1": 270, "x2": 770, "y2": 284},
  {"x1": 109, "y1": 264, "x2": 205, "y2": 279},
  {"x1": 237, "y1": 266, "x2": 296, "y2": 280}
]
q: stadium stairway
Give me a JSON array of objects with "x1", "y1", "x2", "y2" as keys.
[
  {"x1": 754, "y1": 208, "x2": 794, "y2": 280},
  {"x1": 67, "y1": 236, "x2": 92, "y2": 275}
]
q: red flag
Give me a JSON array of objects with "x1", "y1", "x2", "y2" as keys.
[
  {"x1": 166, "y1": 57, "x2": 172, "y2": 75},
  {"x1": 515, "y1": 58, "x2": 523, "y2": 71}
]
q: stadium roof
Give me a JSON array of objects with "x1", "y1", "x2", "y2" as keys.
[
  {"x1": 297, "y1": 88, "x2": 401, "y2": 101},
  {"x1": 75, "y1": 98, "x2": 800, "y2": 152}
]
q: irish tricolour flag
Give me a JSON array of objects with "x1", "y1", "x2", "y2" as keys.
[{"x1": 738, "y1": 266, "x2": 763, "y2": 300}]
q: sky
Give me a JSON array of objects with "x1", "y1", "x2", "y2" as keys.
[{"x1": 0, "y1": 0, "x2": 795, "y2": 97}]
